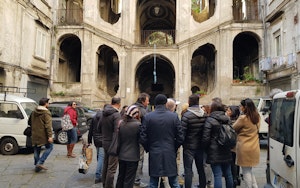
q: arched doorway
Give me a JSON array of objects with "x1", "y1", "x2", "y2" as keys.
[
  {"x1": 136, "y1": 55, "x2": 175, "y2": 105},
  {"x1": 58, "y1": 34, "x2": 82, "y2": 82},
  {"x1": 191, "y1": 43, "x2": 216, "y2": 95},
  {"x1": 96, "y1": 45, "x2": 119, "y2": 97},
  {"x1": 233, "y1": 32, "x2": 260, "y2": 82}
]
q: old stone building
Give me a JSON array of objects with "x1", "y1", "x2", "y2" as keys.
[
  {"x1": 261, "y1": 0, "x2": 300, "y2": 92},
  {"x1": 0, "y1": 0, "x2": 299, "y2": 108}
]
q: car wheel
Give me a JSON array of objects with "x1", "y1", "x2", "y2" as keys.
[
  {"x1": 87, "y1": 118, "x2": 92, "y2": 128},
  {"x1": 0, "y1": 137, "x2": 19, "y2": 155},
  {"x1": 56, "y1": 130, "x2": 68, "y2": 144},
  {"x1": 260, "y1": 133, "x2": 268, "y2": 139}
]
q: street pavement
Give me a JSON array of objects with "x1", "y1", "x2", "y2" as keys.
[{"x1": 0, "y1": 135, "x2": 268, "y2": 188}]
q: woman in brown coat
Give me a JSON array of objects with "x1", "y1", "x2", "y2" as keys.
[{"x1": 233, "y1": 98, "x2": 260, "y2": 188}]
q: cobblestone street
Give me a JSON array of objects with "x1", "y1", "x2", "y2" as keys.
[{"x1": 0, "y1": 135, "x2": 268, "y2": 188}]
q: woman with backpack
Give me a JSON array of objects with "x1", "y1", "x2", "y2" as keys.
[
  {"x1": 202, "y1": 100, "x2": 233, "y2": 188},
  {"x1": 233, "y1": 98, "x2": 260, "y2": 188}
]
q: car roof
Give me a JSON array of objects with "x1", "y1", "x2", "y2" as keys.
[{"x1": 0, "y1": 93, "x2": 37, "y2": 103}]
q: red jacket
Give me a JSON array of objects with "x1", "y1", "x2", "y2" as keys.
[{"x1": 64, "y1": 106, "x2": 78, "y2": 126}]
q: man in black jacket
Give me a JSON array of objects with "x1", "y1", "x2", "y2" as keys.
[
  {"x1": 133, "y1": 92, "x2": 150, "y2": 187},
  {"x1": 181, "y1": 94, "x2": 207, "y2": 188},
  {"x1": 88, "y1": 108, "x2": 104, "y2": 184},
  {"x1": 101, "y1": 97, "x2": 121, "y2": 188}
]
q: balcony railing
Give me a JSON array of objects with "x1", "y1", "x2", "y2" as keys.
[
  {"x1": 260, "y1": 53, "x2": 297, "y2": 71},
  {"x1": 141, "y1": 30, "x2": 176, "y2": 46},
  {"x1": 56, "y1": 9, "x2": 83, "y2": 25},
  {"x1": 232, "y1": 3, "x2": 260, "y2": 21}
]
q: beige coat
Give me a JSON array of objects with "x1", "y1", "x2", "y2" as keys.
[{"x1": 233, "y1": 115, "x2": 260, "y2": 167}]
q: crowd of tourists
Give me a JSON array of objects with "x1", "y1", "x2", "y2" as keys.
[{"x1": 29, "y1": 93, "x2": 261, "y2": 188}]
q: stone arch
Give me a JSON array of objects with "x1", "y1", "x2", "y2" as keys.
[
  {"x1": 233, "y1": 31, "x2": 261, "y2": 82},
  {"x1": 136, "y1": 0, "x2": 176, "y2": 45},
  {"x1": 96, "y1": 45, "x2": 119, "y2": 97},
  {"x1": 191, "y1": 43, "x2": 216, "y2": 95},
  {"x1": 57, "y1": 34, "x2": 82, "y2": 82},
  {"x1": 135, "y1": 54, "x2": 175, "y2": 105}
]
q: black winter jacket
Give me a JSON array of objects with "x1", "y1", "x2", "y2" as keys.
[
  {"x1": 181, "y1": 105, "x2": 207, "y2": 150},
  {"x1": 88, "y1": 110, "x2": 103, "y2": 147},
  {"x1": 202, "y1": 111, "x2": 232, "y2": 164},
  {"x1": 133, "y1": 102, "x2": 148, "y2": 123},
  {"x1": 118, "y1": 118, "x2": 141, "y2": 162},
  {"x1": 101, "y1": 105, "x2": 121, "y2": 150}
]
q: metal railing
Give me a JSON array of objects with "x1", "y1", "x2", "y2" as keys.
[
  {"x1": 141, "y1": 30, "x2": 176, "y2": 46},
  {"x1": 56, "y1": 9, "x2": 83, "y2": 25}
]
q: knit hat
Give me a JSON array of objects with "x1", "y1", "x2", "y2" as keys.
[
  {"x1": 155, "y1": 94, "x2": 167, "y2": 105},
  {"x1": 126, "y1": 105, "x2": 139, "y2": 118}
]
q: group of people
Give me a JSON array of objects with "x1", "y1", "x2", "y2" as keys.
[{"x1": 29, "y1": 93, "x2": 261, "y2": 188}]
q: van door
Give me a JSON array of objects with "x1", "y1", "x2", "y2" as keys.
[
  {"x1": 0, "y1": 102, "x2": 27, "y2": 154},
  {"x1": 269, "y1": 92, "x2": 298, "y2": 187}
]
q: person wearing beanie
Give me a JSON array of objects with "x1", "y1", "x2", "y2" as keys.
[
  {"x1": 140, "y1": 94, "x2": 184, "y2": 187},
  {"x1": 116, "y1": 105, "x2": 141, "y2": 188}
]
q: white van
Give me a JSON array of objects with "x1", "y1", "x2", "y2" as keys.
[
  {"x1": 252, "y1": 97, "x2": 272, "y2": 138},
  {"x1": 0, "y1": 93, "x2": 37, "y2": 155},
  {"x1": 266, "y1": 90, "x2": 300, "y2": 188}
]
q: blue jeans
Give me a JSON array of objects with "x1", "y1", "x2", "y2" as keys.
[
  {"x1": 211, "y1": 163, "x2": 233, "y2": 188},
  {"x1": 67, "y1": 127, "x2": 77, "y2": 144},
  {"x1": 183, "y1": 148, "x2": 206, "y2": 188},
  {"x1": 34, "y1": 143, "x2": 53, "y2": 165},
  {"x1": 150, "y1": 176, "x2": 180, "y2": 188},
  {"x1": 96, "y1": 147, "x2": 104, "y2": 179}
]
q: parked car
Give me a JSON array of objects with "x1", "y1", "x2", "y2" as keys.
[
  {"x1": 50, "y1": 101, "x2": 96, "y2": 127},
  {"x1": 0, "y1": 93, "x2": 37, "y2": 155},
  {"x1": 48, "y1": 103, "x2": 89, "y2": 144}
]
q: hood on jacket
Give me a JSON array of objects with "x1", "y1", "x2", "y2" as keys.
[
  {"x1": 210, "y1": 111, "x2": 230, "y2": 124},
  {"x1": 33, "y1": 106, "x2": 49, "y2": 117},
  {"x1": 103, "y1": 104, "x2": 119, "y2": 117},
  {"x1": 187, "y1": 106, "x2": 205, "y2": 117},
  {"x1": 64, "y1": 106, "x2": 73, "y2": 113}
]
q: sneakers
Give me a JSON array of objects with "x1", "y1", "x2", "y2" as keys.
[
  {"x1": 134, "y1": 180, "x2": 148, "y2": 188},
  {"x1": 35, "y1": 164, "x2": 48, "y2": 172},
  {"x1": 36, "y1": 164, "x2": 48, "y2": 170},
  {"x1": 139, "y1": 182, "x2": 148, "y2": 188},
  {"x1": 95, "y1": 178, "x2": 102, "y2": 184}
]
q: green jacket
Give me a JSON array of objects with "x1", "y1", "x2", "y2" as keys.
[{"x1": 30, "y1": 106, "x2": 53, "y2": 146}]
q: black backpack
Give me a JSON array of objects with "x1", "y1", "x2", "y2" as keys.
[{"x1": 217, "y1": 123, "x2": 237, "y2": 148}]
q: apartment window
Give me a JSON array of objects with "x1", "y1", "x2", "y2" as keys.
[
  {"x1": 274, "y1": 31, "x2": 281, "y2": 56},
  {"x1": 35, "y1": 29, "x2": 47, "y2": 59}
]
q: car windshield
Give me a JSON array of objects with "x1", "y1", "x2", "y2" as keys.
[
  {"x1": 20, "y1": 102, "x2": 38, "y2": 116},
  {"x1": 48, "y1": 106, "x2": 65, "y2": 117}
]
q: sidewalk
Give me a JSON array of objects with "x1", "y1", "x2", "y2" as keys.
[{"x1": 0, "y1": 135, "x2": 268, "y2": 188}]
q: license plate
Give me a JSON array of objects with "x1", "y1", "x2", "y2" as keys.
[{"x1": 82, "y1": 122, "x2": 86, "y2": 125}]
